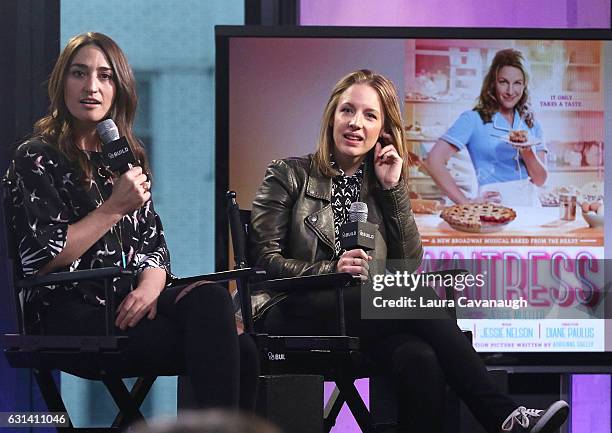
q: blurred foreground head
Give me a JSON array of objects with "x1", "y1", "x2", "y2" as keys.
[{"x1": 129, "y1": 410, "x2": 283, "y2": 433}]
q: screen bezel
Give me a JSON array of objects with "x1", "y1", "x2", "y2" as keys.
[{"x1": 215, "y1": 25, "x2": 612, "y2": 368}]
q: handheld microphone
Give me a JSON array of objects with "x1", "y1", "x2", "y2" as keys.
[
  {"x1": 340, "y1": 202, "x2": 377, "y2": 251},
  {"x1": 96, "y1": 119, "x2": 136, "y2": 174}
]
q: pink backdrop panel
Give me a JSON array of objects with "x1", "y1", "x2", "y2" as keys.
[{"x1": 300, "y1": 0, "x2": 611, "y2": 28}]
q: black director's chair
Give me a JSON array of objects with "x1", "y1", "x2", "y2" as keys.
[
  {"x1": 227, "y1": 190, "x2": 475, "y2": 433},
  {"x1": 0, "y1": 176, "x2": 264, "y2": 432}
]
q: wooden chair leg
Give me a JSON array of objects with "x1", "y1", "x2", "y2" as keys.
[
  {"x1": 324, "y1": 385, "x2": 345, "y2": 433},
  {"x1": 111, "y1": 376, "x2": 156, "y2": 428},
  {"x1": 102, "y1": 376, "x2": 145, "y2": 428}
]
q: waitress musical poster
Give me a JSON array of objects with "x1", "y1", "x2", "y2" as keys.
[{"x1": 404, "y1": 39, "x2": 607, "y2": 351}]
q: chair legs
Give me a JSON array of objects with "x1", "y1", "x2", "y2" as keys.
[
  {"x1": 33, "y1": 371, "x2": 384, "y2": 433},
  {"x1": 110, "y1": 376, "x2": 156, "y2": 428},
  {"x1": 325, "y1": 380, "x2": 401, "y2": 433},
  {"x1": 32, "y1": 369, "x2": 156, "y2": 432},
  {"x1": 324, "y1": 385, "x2": 344, "y2": 433},
  {"x1": 32, "y1": 368, "x2": 74, "y2": 431},
  {"x1": 335, "y1": 376, "x2": 375, "y2": 432},
  {"x1": 102, "y1": 376, "x2": 148, "y2": 428}
]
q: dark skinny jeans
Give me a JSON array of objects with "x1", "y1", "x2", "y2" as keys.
[
  {"x1": 43, "y1": 283, "x2": 259, "y2": 411},
  {"x1": 263, "y1": 285, "x2": 516, "y2": 433}
]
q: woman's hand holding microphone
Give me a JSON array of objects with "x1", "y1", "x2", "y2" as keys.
[
  {"x1": 337, "y1": 249, "x2": 372, "y2": 281},
  {"x1": 39, "y1": 168, "x2": 151, "y2": 274},
  {"x1": 106, "y1": 166, "x2": 151, "y2": 215}
]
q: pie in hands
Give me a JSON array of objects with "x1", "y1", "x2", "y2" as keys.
[
  {"x1": 509, "y1": 130, "x2": 528, "y2": 143},
  {"x1": 441, "y1": 203, "x2": 517, "y2": 232}
]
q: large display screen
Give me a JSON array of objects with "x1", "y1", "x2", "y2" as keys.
[{"x1": 216, "y1": 27, "x2": 612, "y2": 360}]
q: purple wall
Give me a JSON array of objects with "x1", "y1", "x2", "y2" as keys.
[
  {"x1": 300, "y1": 1, "x2": 611, "y2": 433},
  {"x1": 300, "y1": 0, "x2": 611, "y2": 28},
  {"x1": 572, "y1": 374, "x2": 612, "y2": 432}
]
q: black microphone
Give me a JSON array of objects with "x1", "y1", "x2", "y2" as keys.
[
  {"x1": 340, "y1": 202, "x2": 377, "y2": 251},
  {"x1": 96, "y1": 119, "x2": 136, "y2": 174}
]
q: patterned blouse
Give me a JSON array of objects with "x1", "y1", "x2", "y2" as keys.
[
  {"x1": 4, "y1": 139, "x2": 171, "y2": 308},
  {"x1": 330, "y1": 161, "x2": 364, "y2": 257}
]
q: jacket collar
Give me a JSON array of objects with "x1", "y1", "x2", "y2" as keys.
[
  {"x1": 306, "y1": 153, "x2": 376, "y2": 202},
  {"x1": 305, "y1": 155, "x2": 332, "y2": 201},
  {"x1": 303, "y1": 153, "x2": 380, "y2": 251},
  {"x1": 359, "y1": 156, "x2": 373, "y2": 201}
]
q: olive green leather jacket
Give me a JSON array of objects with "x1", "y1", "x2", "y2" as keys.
[{"x1": 249, "y1": 154, "x2": 423, "y2": 279}]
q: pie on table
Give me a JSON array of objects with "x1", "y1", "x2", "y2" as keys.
[{"x1": 441, "y1": 203, "x2": 517, "y2": 232}]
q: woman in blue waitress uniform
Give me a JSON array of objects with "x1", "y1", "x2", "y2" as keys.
[{"x1": 425, "y1": 48, "x2": 548, "y2": 206}]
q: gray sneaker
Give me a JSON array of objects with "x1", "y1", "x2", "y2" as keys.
[{"x1": 501, "y1": 401, "x2": 569, "y2": 433}]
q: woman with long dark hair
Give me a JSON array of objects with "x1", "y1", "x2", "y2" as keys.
[{"x1": 5, "y1": 32, "x2": 258, "y2": 410}]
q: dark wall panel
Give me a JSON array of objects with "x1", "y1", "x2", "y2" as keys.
[{"x1": 0, "y1": 0, "x2": 59, "y2": 422}]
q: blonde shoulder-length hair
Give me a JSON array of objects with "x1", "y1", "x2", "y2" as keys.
[{"x1": 313, "y1": 69, "x2": 410, "y2": 180}]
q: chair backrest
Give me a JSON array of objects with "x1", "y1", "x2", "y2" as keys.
[
  {"x1": 1, "y1": 175, "x2": 28, "y2": 335},
  {"x1": 226, "y1": 191, "x2": 252, "y2": 269},
  {"x1": 1, "y1": 177, "x2": 22, "y2": 273},
  {"x1": 226, "y1": 191, "x2": 257, "y2": 331}
]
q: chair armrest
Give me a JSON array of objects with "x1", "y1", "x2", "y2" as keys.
[
  {"x1": 251, "y1": 272, "x2": 359, "y2": 294},
  {"x1": 170, "y1": 267, "x2": 266, "y2": 287},
  {"x1": 170, "y1": 268, "x2": 266, "y2": 336},
  {"x1": 1, "y1": 334, "x2": 128, "y2": 351},
  {"x1": 17, "y1": 267, "x2": 135, "y2": 289},
  {"x1": 16, "y1": 267, "x2": 135, "y2": 337},
  {"x1": 250, "y1": 272, "x2": 358, "y2": 335}
]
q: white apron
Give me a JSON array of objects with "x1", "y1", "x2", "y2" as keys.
[{"x1": 478, "y1": 179, "x2": 541, "y2": 207}]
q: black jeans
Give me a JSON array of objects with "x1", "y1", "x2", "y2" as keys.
[
  {"x1": 42, "y1": 283, "x2": 259, "y2": 411},
  {"x1": 263, "y1": 285, "x2": 516, "y2": 433}
]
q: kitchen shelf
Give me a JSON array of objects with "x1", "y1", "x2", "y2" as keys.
[
  {"x1": 530, "y1": 61, "x2": 601, "y2": 68},
  {"x1": 548, "y1": 166, "x2": 603, "y2": 172}
]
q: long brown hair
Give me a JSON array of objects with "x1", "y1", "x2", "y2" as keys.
[
  {"x1": 474, "y1": 48, "x2": 534, "y2": 128},
  {"x1": 313, "y1": 69, "x2": 410, "y2": 181},
  {"x1": 33, "y1": 32, "x2": 149, "y2": 181}
]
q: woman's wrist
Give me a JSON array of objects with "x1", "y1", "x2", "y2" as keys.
[
  {"x1": 382, "y1": 181, "x2": 400, "y2": 190},
  {"x1": 98, "y1": 198, "x2": 125, "y2": 223},
  {"x1": 380, "y1": 178, "x2": 402, "y2": 191},
  {"x1": 137, "y1": 267, "x2": 167, "y2": 294}
]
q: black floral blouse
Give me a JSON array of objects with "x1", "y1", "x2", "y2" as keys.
[
  {"x1": 4, "y1": 139, "x2": 171, "y2": 308},
  {"x1": 330, "y1": 160, "x2": 364, "y2": 257}
]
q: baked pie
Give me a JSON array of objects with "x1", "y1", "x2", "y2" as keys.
[
  {"x1": 509, "y1": 130, "x2": 528, "y2": 143},
  {"x1": 441, "y1": 203, "x2": 516, "y2": 232}
]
